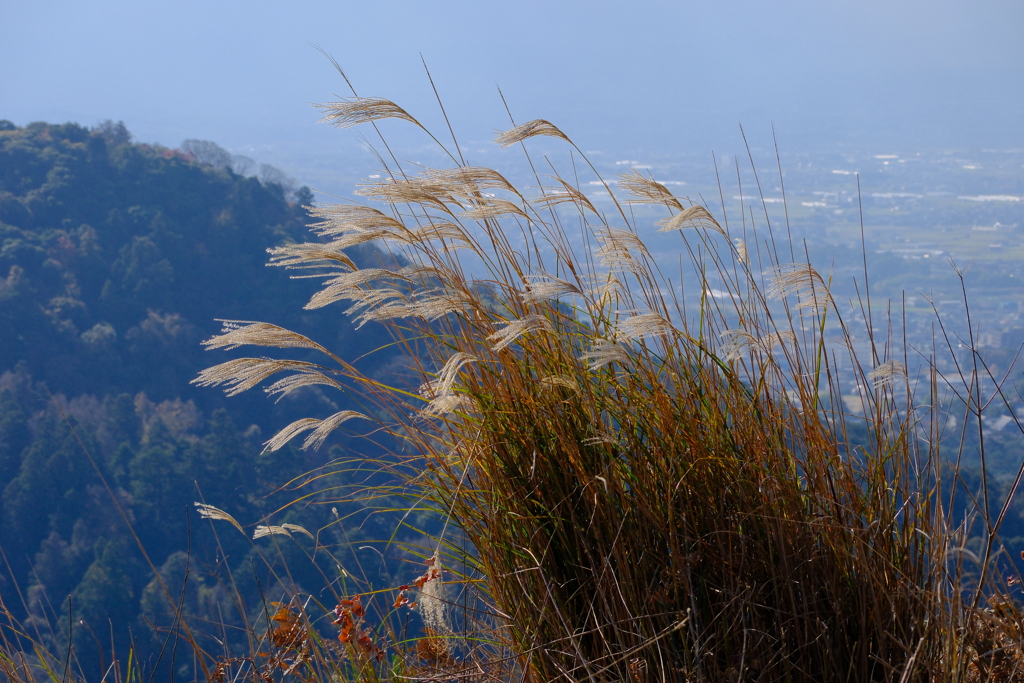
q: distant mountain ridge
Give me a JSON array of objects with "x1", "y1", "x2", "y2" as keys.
[{"x1": 0, "y1": 119, "x2": 403, "y2": 679}]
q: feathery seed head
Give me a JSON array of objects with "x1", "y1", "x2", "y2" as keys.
[
  {"x1": 261, "y1": 410, "x2": 370, "y2": 453},
  {"x1": 719, "y1": 329, "x2": 796, "y2": 362},
  {"x1": 355, "y1": 177, "x2": 455, "y2": 214},
  {"x1": 765, "y1": 263, "x2": 833, "y2": 314},
  {"x1": 617, "y1": 170, "x2": 684, "y2": 211},
  {"x1": 424, "y1": 166, "x2": 518, "y2": 199},
  {"x1": 867, "y1": 359, "x2": 907, "y2": 386},
  {"x1": 459, "y1": 198, "x2": 529, "y2": 221},
  {"x1": 733, "y1": 238, "x2": 749, "y2": 265},
  {"x1": 421, "y1": 394, "x2": 475, "y2": 417},
  {"x1": 306, "y1": 204, "x2": 407, "y2": 238},
  {"x1": 532, "y1": 177, "x2": 599, "y2": 216},
  {"x1": 487, "y1": 314, "x2": 555, "y2": 352},
  {"x1": 494, "y1": 119, "x2": 571, "y2": 148},
  {"x1": 594, "y1": 228, "x2": 651, "y2": 274},
  {"x1": 266, "y1": 242, "x2": 357, "y2": 271},
  {"x1": 263, "y1": 370, "x2": 344, "y2": 402},
  {"x1": 420, "y1": 352, "x2": 478, "y2": 400},
  {"x1": 614, "y1": 312, "x2": 676, "y2": 342},
  {"x1": 583, "y1": 339, "x2": 632, "y2": 370},
  {"x1": 315, "y1": 97, "x2": 422, "y2": 130},
  {"x1": 201, "y1": 321, "x2": 336, "y2": 355},
  {"x1": 253, "y1": 525, "x2": 292, "y2": 539},
  {"x1": 521, "y1": 274, "x2": 583, "y2": 303},
  {"x1": 417, "y1": 555, "x2": 451, "y2": 635},
  {"x1": 192, "y1": 358, "x2": 329, "y2": 396},
  {"x1": 194, "y1": 503, "x2": 245, "y2": 535},
  {"x1": 655, "y1": 204, "x2": 726, "y2": 237}
]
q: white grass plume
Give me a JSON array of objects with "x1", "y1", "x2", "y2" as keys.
[
  {"x1": 618, "y1": 170, "x2": 684, "y2": 211},
  {"x1": 459, "y1": 199, "x2": 529, "y2": 221},
  {"x1": 315, "y1": 97, "x2": 422, "y2": 130},
  {"x1": 262, "y1": 410, "x2": 370, "y2": 453},
  {"x1": 201, "y1": 321, "x2": 335, "y2": 355},
  {"x1": 355, "y1": 177, "x2": 454, "y2": 214},
  {"x1": 422, "y1": 394, "x2": 475, "y2": 417},
  {"x1": 765, "y1": 263, "x2": 833, "y2": 314},
  {"x1": 266, "y1": 242, "x2": 357, "y2": 271},
  {"x1": 867, "y1": 359, "x2": 907, "y2": 387},
  {"x1": 583, "y1": 339, "x2": 632, "y2": 370},
  {"x1": 733, "y1": 238, "x2": 748, "y2": 265},
  {"x1": 263, "y1": 370, "x2": 344, "y2": 402},
  {"x1": 719, "y1": 329, "x2": 796, "y2": 362},
  {"x1": 420, "y1": 352, "x2": 478, "y2": 400},
  {"x1": 521, "y1": 274, "x2": 583, "y2": 303},
  {"x1": 424, "y1": 166, "x2": 519, "y2": 199},
  {"x1": 656, "y1": 204, "x2": 726, "y2": 237},
  {"x1": 494, "y1": 119, "x2": 570, "y2": 148},
  {"x1": 194, "y1": 503, "x2": 245, "y2": 535},
  {"x1": 418, "y1": 556, "x2": 451, "y2": 635},
  {"x1": 487, "y1": 314, "x2": 555, "y2": 352},
  {"x1": 532, "y1": 177, "x2": 599, "y2": 216},
  {"x1": 614, "y1": 312, "x2": 676, "y2": 341},
  {"x1": 253, "y1": 523, "x2": 314, "y2": 540},
  {"x1": 193, "y1": 358, "x2": 330, "y2": 396},
  {"x1": 306, "y1": 204, "x2": 408, "y2": 238},
  {"x1": 594, "y1": 228, "x2": 651, "y2": 274}
]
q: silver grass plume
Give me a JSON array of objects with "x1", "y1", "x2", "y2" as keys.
[
  {"x1": 420, "y1": 352, "x2": 479, "y2": 400},
  {"x1": 424, "y1": 166, "x2": 519, "y2": 199},
  {"x1": 765, "y1": 263, "x2": 833, "y2": 314},
  {"x1": 733, "y1": 238, "x2": 749, "y2": 265},
  {"x1": 614, "y1": 312, "x2": 676, "y2": 341},
  {"x1": 306, "y1": 269, "x2": 412, "y2": 311},
  {"x1": 262, "y1": 410, "x2": 370, "y2": 453},
  {"x1": 594, "y1": 228, "x2": 651, "y2": 274},
  {"x1": 494, "y1": 119, "x2": 571, "y2": 148},
  {"x1": 867, "y1": 359, "x2": 907, "y2": 387},
  {"x1": 354, "y1": 177, "x2": 454, "y2": 214},
  {"x1": 656, "y1": 204, "x2": 726, "y2": 237},
  {"x1": 253, "y1": 523, "x2": 315, "y2": 540},
  {"x1": 583, "y1": 339, "x2": 632, "y2": 370},
  {"x1": 487, "y1": 314, "x2": 555, "y2": 352},
  {"x1": 532, "y1": 177, "x2": 599, "y2": 216},
  {"x1": 194, "y1": 503, "x2": 245, "y2": 535},
  {"x1": 459, "y1": 198, "x2": 529, "y2": 221},
  {"x1": 193, "y1": 358, "x2": 331, "y2": 397},
  {"x1": 421, "y1": 394, "x2": 476, "y2": 417},
  {"x1": 586, "y1": 274, "x2": 622, "y2": 301},
  {"x1": 410, "y1": 222, "x2": 476, "y2": 250},
  {"x1": 418, "y1": 555, "x2": 452, "y2": 635},
  {"x1": 719, "y1": 329, "x2": 796, "y2": 362},
  {"x1": 201, "y1": 321, "x2": 336, "y2": 355},
  {"x1": 617, "y1": 170, "x2": 684, "y2": 211},
  {"x1": 349, "y1": 288, "x2": 478, "y2": 327},
  {"x1": 306, "y1": 204, "x2": 407, "y2": 238},
  {"x1": 266, "y1": 242, "x2": 358, "y2": 271},
  {"x1": 263, "y1": 370, "x2": 344, "y2": 402},
  {"x1": 315, "y1": 97, "x2": 422, "y2": 130},
  {"x1": 521, "y1": 274, "x2": 583, "y2": 303}
]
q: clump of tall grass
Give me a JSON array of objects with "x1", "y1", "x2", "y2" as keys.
[{"x1": 190, "y1": 89, "x2": 1024, "y2": 682}]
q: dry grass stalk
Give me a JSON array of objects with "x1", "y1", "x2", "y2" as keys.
[{"x1": 189, "y1": 89, "x2": 1023, "y2": 683}]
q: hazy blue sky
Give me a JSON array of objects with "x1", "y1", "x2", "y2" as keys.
[{"x1": 3, "y1": 0, "x2": 1022, "y2": 183}]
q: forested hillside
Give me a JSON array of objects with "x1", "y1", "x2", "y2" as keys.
[{"x1": 0, "y1": 120, "x2": 404, "y2": 678}]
